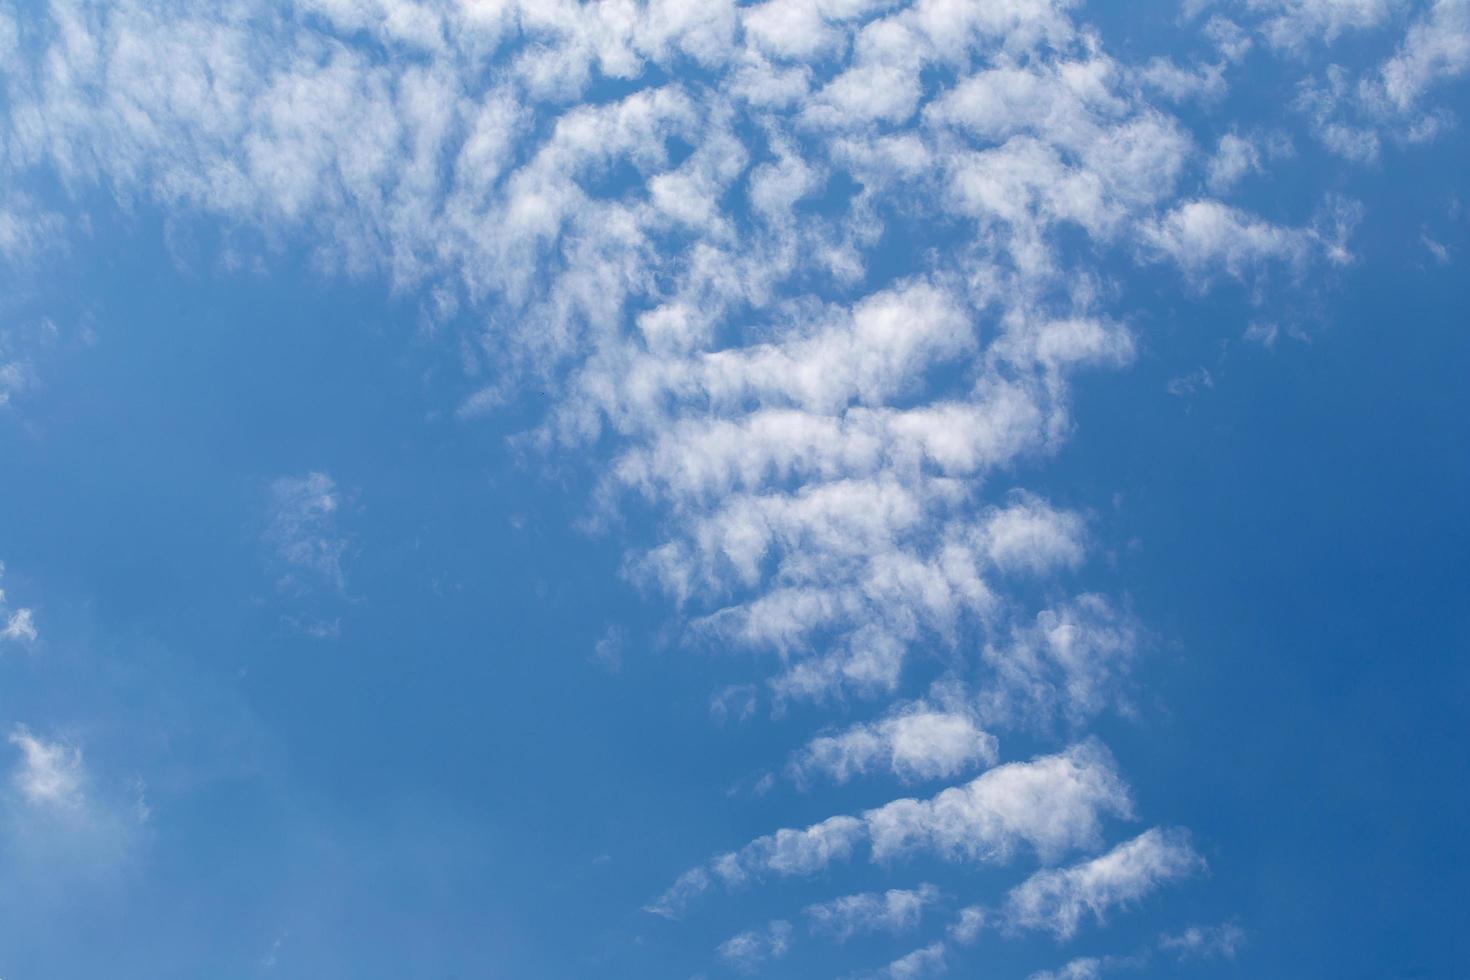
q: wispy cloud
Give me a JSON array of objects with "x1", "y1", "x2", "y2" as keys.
[
  {"x1": 1160, "y1": 921, "x2": 1246, "y2": 960},
  {"x1": 0, "y1": 561, "x2": 37, "y2": 646},
  {"x1": 716, "y1": 919, "x2": 792, "y2": 972},
  {"x1": 8, "y1": 726, "x2": 84, "y2": 808},
  {"x1": 266, "y1": 472, "x2": 348, "y2": 594},
  {"x1": 805, "y1": 885, "x2": 940, "y2": 941},
  {"x1": 651, "y1": 741, "x2": 1131, "y2": 917},
  {"x1": 881, "y1": 941, "x2": 946, "y2": 979},
  {"x1": 1002, "y1": 828, "x2": 1204, "y2": 940}
]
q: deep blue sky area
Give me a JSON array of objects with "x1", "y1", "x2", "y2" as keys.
[{"x1": 0, "y1": 2, "x2": 1467, "y2": 978}]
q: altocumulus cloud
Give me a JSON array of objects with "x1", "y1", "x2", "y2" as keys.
[{"x1": 1, "y1": 0, "x2": 1467, "y2": 975}]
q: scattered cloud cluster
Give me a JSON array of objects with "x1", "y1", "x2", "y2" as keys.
[
  {"x1": 651, "y1": 741, "x2": 1131, "y2": 917},
  {"x1": 1, "y1": 0, "x2": 1459, "y2": 974}
]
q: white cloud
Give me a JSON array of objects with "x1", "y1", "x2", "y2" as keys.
[
  {"x1": 1422, "y1": 232, "x2": 1451, "y2": 266},
  {"x1": 1166, "y1": 367, "x2": 1214, "y2": 399},
  {"x1": 8, "y1": 727, "x2": 84, "y2": 808},
  {"x1": 1136, "y1": 57, "x2": 1227, "y2": 104},
  {"x1": 789, "y1": 686, "x2": 998, "y2": 785},
  {"x1": 864, "y1": 740, "x2": 1132, "y2": 865},
  {"x1": 1281, "y1": 1, "x2": 1469, "y2": 160},
  {"x1": 0, "y1": 562, "x2": 37, "y2": 645},
  {"x1": 1003, "y1": 828, "x2": 1204, "y2": 940},
  {"x1": 1141, "y1": 199, "x2": 1317, "y2": 279},
  {"x1": 980, "y1": 493, "x2": 1087, "y2": 575},
  {"x1": 1160, "y1": 922, "x2": 1246, "y2": 960},
  {"x1": 3, "y1": 0, "x2": 1424, "y2": 961},
  {"x1": 947, "y1": 905, "x2": 987, "y2": 944},
  {"x1": 2, "y1": 607, "x2": 36, "y2": 643},
  {"x1": 266, "y1": 471, "x2": 347, "y2": 593},
  {"x1": 1252, "y1": 0, "x2": 1396, "y2": 51},
  {"x1": 709, "y1": 684, "x2": 758, "y2": 725},
  {"x1": 652, "y1": 741, "x2": 1132, "y2": 916},
  {"x1": 0, "y1": 192, "x2": 66, "y2": 262},
  {"x1": 1373, "y1": 0, "x2": 1470, "y2": 111},
  {"x1": 716, "y1": 919, "x2": 792, "y2": 972},
  {"x1": 1205, "y1": 133, "x2": 1263, "y2": 193},
  {"x1": 805, "y1": 884, "x2": 940, "y2": 940},
  {"x1": 714, "y1": 813, "x2": 868, "y2": 885},
  {"x1": 645, "y1": 866, "x2": 711, "y2": 918},
  {"x1": 1029, "y1": 957, "x2": 1106, "y2": 980},
  {"x1": 591, "y1": 625, "x2": 625, "y2": 673},
  {"x1": 978, "y1": 594, "x2": 1139, "y2": 731},
  {"x1": 882, "y1": 941, "x2": 946, "y2": 979}
]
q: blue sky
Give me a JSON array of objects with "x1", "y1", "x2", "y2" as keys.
[{"x1": 0, "y1": 1, "x2": 1467, "y2": 978}]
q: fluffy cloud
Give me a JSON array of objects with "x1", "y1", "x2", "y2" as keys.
[
  {"x1": 788, "y1": 686, "x2": 998, "y2": 785},
  {"x1": 1141, "y1": 199, "x2": 1319, "y2": 279},
  {"x1": 1003, "y1": 828, "x2": 1204, "y2": 940},
  {"x1": 864, "y1": 740, "x2": 1131, "y2": 864}
]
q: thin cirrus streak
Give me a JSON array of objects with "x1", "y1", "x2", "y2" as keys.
[{"x1": 2, "y1": 0, "x2": 1467, "y2": 974}]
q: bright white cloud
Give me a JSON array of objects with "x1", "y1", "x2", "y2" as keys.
[
  {"x1": 653, "y1": 741, "x2": 1132, "y2": 916},
  {"x1": 1003, "y1": 828, "x2": 1204, "y2": 940},
  {"x1": 864, "y1": 740, "x2": 1132, "y2": 865},
  {"x1": 789, "y1": 686, "x2": 998, "y2": 785},
  {"x1": 1142, "y1": 199, "x2": 1317, "y2": 279}
]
